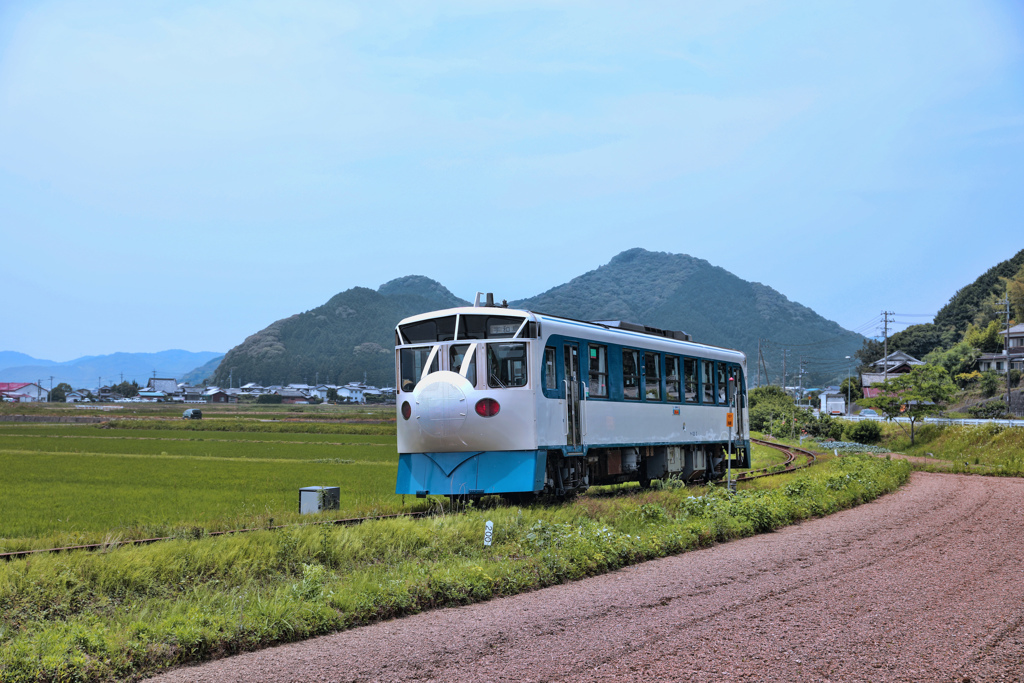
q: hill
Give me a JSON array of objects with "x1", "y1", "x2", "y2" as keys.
[
  {"x1": 0, "y1": 350, "x2": 223, "y2": 388},
  {"x1": 211, "y1": 278, "x2": 469, "y2": 387},
  {"x1": 212, "y1": 251, "x2": 861, "y2": 388},
  {"x1": 513, "y1": 249, "x2": 863, "y2": 387}
]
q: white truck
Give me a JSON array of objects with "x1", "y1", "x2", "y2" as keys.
[{"x1": 819, "y1": 393, "x2": 846, "y2": 416}]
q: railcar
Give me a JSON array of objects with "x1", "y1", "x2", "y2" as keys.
[{"x1": 395, "y1": 295, "x2": 750, "y2": 498}]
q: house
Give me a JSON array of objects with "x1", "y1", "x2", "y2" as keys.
[
  {"x1": 978, "y1": 323, "x2": 1024, "y2": 374},
  {"x1": 861, "y1": 351, "x2": 926, "y2": 398},
  {"x1": 274, "y1": 388, "x2": 309, "y2": 404},
  {"x1": 136, "y1": 390, "x2": 167, "y2": 402},
  {"x1": 0, "y1": 382, "x2": 50, "y2": 402},
  {"x1": 207, "y1": 391, "x2": 237, "y2": 404},
  {"x1": 147, "y1": 378, "x2": 178, "y2": 395},
  {"x1": 65, "y1": 390, "x2": 89, "y2": 403}
]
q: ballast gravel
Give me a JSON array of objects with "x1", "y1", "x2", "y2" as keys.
[{"x1": 148, "y1": 473, "x2": 1024, "y2": 682}]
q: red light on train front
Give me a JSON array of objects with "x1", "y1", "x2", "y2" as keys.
[
  {"x1": 474, "y1": 398, "x2": 500, "y2": 417},
  {"x1": 401, "y1": 401, "x2": 412, "y2": 420}
]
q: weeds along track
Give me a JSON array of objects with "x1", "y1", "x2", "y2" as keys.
[{"x1": 2, "y1": 440, "x2": 820, "y2": 562}]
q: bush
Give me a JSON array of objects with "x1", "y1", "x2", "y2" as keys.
[
  {"x1": 979, "y1": 371, "x2": 1001, "y2": 398},
  {"x1": 844, "y1": 420, "x2": 882, "y2": 444},
  {"x1": 967, "y1": 400, "x2": 1006, "y2": 419},
  {"x1": 256, "y1": 394, "x2": 284, "y2": 404}
]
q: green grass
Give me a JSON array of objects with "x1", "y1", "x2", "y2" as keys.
[
  {"x1": 0, "y1": 453, "x2": 910, "y2": 683},
  {"x1": 0, "y1": 423, "x2": 407, "y2": 551},
  {"x1": 878, "y1": 421, "x2": 1024, "y2": 475}
]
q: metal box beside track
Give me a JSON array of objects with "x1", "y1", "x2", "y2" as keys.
[{"x1": 299, "y1": 486, "x2": 340, "y2": 514}]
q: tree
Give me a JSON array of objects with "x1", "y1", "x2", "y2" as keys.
[
  {"x1": 963, "y1": 321, "x2": 1003, "y2": 354},
  {"x1": 839, "y1": 376, "x2": 862, "y2": 401},
  {"x1": 49, "y1": 383, "x2": 73, "y2": 402},
  {"x1": 326, "y1": 387, "x2": 339, "y2": 403},
  {"x1": 854, "y1": 338, "x2": 885, "y2": 373},
  {"x1": 924, "y1": 340, "x2": 981, "y2": 377},
  {"x1": 859, "y1": 365, "x2": 956, "y2": 445}
]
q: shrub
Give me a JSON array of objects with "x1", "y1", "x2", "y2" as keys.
[
  {"x1": 844, "y1": 420, "x2": 882, "y2": 444},
  {"x1": 968, "y1": 400, "x2": 1006, "y2": 419},
  {"x1": 257, "y1": 394, "x2": 284, "y2": 404}
]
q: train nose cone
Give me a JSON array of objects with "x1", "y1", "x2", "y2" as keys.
[{"x1": 414, "y1": 372, "x2": 469, "y2": 438}]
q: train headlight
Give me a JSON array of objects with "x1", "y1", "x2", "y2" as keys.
[
  {"x1": 401, "y1": 401, "x2": 412, "y2": 420},
  {"x1": 474, "y1": 398, "x2": 500, "y2": 417}
]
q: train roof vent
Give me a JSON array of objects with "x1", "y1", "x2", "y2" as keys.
[{"x1": 594, "y1": 320, "x2": 691, "y2": 342}]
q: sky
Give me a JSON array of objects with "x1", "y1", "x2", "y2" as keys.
[{"x1": 2, "y1": 0, "x2": 1023, "y2": 361}]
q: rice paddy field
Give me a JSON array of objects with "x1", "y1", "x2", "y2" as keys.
[{"x1": 0, "y1": 405, "x2": 411, "y2": 553}]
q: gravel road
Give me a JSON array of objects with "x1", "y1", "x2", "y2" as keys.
[{"x1": 149, "y1": 473, "x2": 1024, "y2": 682}]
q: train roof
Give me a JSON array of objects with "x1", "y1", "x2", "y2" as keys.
[{"x1": 396, "y1": 306, "x2": 746, "y2": 361}]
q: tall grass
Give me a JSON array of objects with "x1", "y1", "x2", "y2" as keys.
[
  {"x1": 0, "y1": 454, "x2": 909, "y2": 683},
  {"x1": 883, "y1": 422, "x2": 1024, "y2": 475}
]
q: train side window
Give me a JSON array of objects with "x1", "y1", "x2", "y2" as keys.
[
  {"x1": 666, "y1": 356, "x2": 681, "y2": 402},
  {"x1": 732, "y1": 365, "x2": 744, "y2": 408},
  {"x1": 702, "y1": 360, "x2": 715, "y2": 404},
  {"x1": 588, "y1": 344, "x2": 608, "y2": 398},
  {"x1": 622, "y1": 349, "x2": 640, "y2": 400},
  {"x1": 399, "y1": 346, "x2": 439, "y2": 392},
  {"x1": 544, "y1": 347, "x2": 557, "y2": 391},
  {"x1": 683, "y1": 358, "x2": 698, "y2": 403},
  {"x1": 644, "y1": 352, "x2": 661, "y2": 401},
  {"x1": 449, "y1": 344, "x2": 477, "y2": 387},
  {"x1": 487, "y1": 343, "x2": 528, "y2": 388},
  {"x1": 717, "y1": 363, "x2": 727, "y2": 404}
]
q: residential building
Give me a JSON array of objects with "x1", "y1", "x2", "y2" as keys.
[
  {"x1": 861, "y1": 351, "x2": 925, "y2": 398},
  {"x1": 978, "y1": 323, "x2": 1024, "y2": 374},
  {"x1": 0, "y1": 382, "x2": 50, "y2": 402}
]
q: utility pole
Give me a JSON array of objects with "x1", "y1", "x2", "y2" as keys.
[
  {"x1": 782, "y1": 349, "x2": 788, "y2": 396},
  {"x1": 37, "y1": 379, "x2": 42, "y2": 402},
  {"x1": 999, "y1": 298, "x2": 1011, "y2": 409},
  {"x1": 882, "y1": 311, "x2": 894, "y2": 385},
  {"x1": 798, "y1": 356, "x2": 805, "y2": 401},
  {"x1": 757, "y1": 339, "x2": 762, "y2": 388},
  {"x1": 48, "y1": 376, "x2": 54, "y2": 402},
  {"x1": 120, "y1": 372, "x2": 124, "y2": 384}
]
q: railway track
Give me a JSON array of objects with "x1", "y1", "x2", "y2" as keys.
[
  {"x1": 737, "y1": 438, "x2": 817, "y2": 481},
  {"x1": 2, "y1": 440, "x2": 821, "y2": 561}
]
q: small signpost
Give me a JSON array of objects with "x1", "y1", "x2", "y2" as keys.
[{"x1": 484, "y1": 520, "x2": 494, "y2": 547}]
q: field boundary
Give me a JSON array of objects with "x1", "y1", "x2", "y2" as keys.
[{"x1": 0, "y1": 414, "x2": 104, "y2": 424}]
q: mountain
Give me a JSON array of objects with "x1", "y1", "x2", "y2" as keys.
[
  {"x1": 212, "y1": 251, "x2": 862, "y2": 388},
  {"x1": 211, "y1": 279, "x2": 469, "y2": 388},
  {"x1": 513, "y1": 249, "x2": 863, "y2": 387},
  {"x1": 0, "y1": 351, "x2": 56, "y2": 372},
  {"x1": 179, "y1": 355, "x2": 225, "y2": 385},
  {"x1": 0, "y1": 350, "x2": 223, "y2": 388},
  {"x1": 933, "y1": 248, "x2": 1024, "y2": 335}
]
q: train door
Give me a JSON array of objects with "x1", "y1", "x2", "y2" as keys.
[{"x1": 563, "y1": 342, "x2": 583, "y2": 452}]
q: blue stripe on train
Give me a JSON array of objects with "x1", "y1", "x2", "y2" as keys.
[{"x1": 396, "y1": 450, "x2": 547, "y2": 496}]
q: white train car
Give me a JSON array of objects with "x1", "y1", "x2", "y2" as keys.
[{"x1": 395, "y1": 297, "x2": 750, "y2": 498}]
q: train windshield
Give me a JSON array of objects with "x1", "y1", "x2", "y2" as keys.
[
  {"x1": 487, "y1": 343, "x2": 528, "y2": 388},
  {"x1": 449, "y1": 344, "x2": 477, "y2": 386},
  {"x1": 399, "y1": 346, "x2": 439, "y2": 392}
]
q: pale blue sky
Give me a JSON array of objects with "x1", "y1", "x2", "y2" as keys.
[{"x1": 2, "y1": 1, "x2": 1022, "y2": 360}]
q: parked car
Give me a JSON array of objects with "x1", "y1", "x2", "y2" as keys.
[
  {"x1": 859, "y1": 408, "x2": 878, "y2": 417},
  {"x1": 182, "y1": 408, "x2": 202, "y2": 420}
]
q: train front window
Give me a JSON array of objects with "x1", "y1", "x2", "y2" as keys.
[
  {"x1": 399, "y1": 346, "x2": 439, "y2": 392},
  {"x1": 399, "y1": 316, "x2": 456, "y2": 343},
  {"x1": 487, "y1": 343, "x2": 528, "y2": 388},
  {"x1": 449, "y1": 344, "x2": 477, "y2": 387}
]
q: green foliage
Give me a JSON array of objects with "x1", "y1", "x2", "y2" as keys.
[
  {"x1": 854, "y1": 338, "x2": 884, "y2": 373},
  {"x1": 256, "y1": 394, "x2": 283, "y2": 404},
  {"x1": 859, "y1": 364, "x2": 957, "y2": 444},
  {"x1": 748, "y1": 385, "x2": 790, "y2": 408},
  {"x1": 924, "y1": 340, "x2": 981, "y2": 377},
  {"x1": 887, "y1": 323, "x2": 948, "y2": 360},
  {"x1": 979, "y1": 370, "x2": 1001, "y2": 398},
  {"x1": 934, "y1": 248, "x2": 1024, "y2": 337},
  {"x1": 963, "y1": 320, "x2": 1004, "y2": 354},
  {"x1": 967, "y1": 400, "x2": 1006, "y2": 419},
  {"x1": 49, "y1": 382, "x2": 72, "y2": 402},
  {"x1": 839, "y1": 376, "x2": 862, "y2": 401},
  {"x1": 844, "y1": 420, "x2": 882, "y2": 444}
]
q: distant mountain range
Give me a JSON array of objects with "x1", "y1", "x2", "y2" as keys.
[
  {"x1": 0, "y1": 350, "x2": 224, "y2": 388},
  {"x1": 212, "y1": 249, "x2": 865, "y2": 388}
]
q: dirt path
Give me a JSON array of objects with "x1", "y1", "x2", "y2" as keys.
[{"x1": 148, "y1": 473, "x2": 1024, "y2": 682}]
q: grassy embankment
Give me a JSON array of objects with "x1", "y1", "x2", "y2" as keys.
[
  {"x1": 0, "y1": 413, "x2": 909, "y2": 682},
  {"x1": 872, "y1": 420, "x2": 1024, "y2": 476}
]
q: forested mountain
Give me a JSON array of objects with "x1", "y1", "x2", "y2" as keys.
[
  {"x1": 212, "y1": 278, "x2": 469, "y2": 387},
  {"x1": 212, "y1": 251, "x2": 862, "y2": 388},
  {"x1": 513, "y1": 249, "x2": 863, "y2": 387},
  {"x1": 873, "y1": 248, "x2": 1024, "y2": 363}
]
